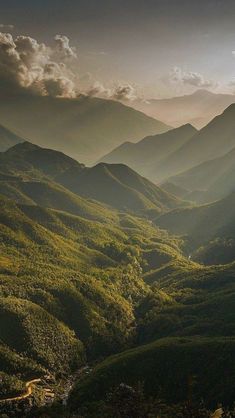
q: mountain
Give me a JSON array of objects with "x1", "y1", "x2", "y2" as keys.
[
  {"x1": 99, "y1": 124, "x2": 197, "y2": 178},
  {"x1": 0, "y1": 124, "x2": 24, "y2": 152},
  {"x1": 168, "y1": 147, "x2": 235, "y2": 203},
  {"x1": 0, "y1": 190, "x2": 187, "y2": 400},
  {"x1": 155, "y1": 192, "x2": 235, "y2": 264},
  {"x1": 131, "y1": 89, "x2": 235, "y2": 128},
  {"x1": 160, "y1": 181, "x2": 189, "y2": 199},
  {"x1": 0, "y1": 141, "x2": 84, "y2": 179},
  {"x1": 56, "y1": 162, "x2": 186, "y2": 217},
  {"x1": 2, "y1": 141, "x2": 235, "y2": 414},
  {"x1": 70, "y1": 336, "x2": 235, "y2": 411},
  {"x1": 0, "y1": 94, "x2": 170, "y2": 164},
  {"x1": 150, "y1": 104, "x2": 235, "y2": 182},
  {"x1": 0, "y1": 142, "x2": 184, "y2": 217}
]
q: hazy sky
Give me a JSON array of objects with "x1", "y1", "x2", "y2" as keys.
[{"x1": 1, "y1": 0, "x2": 235, "y2": 98}]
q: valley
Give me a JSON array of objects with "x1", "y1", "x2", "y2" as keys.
[{"x1": 1, "y1": 112, "x2": 235, "y2": 416}]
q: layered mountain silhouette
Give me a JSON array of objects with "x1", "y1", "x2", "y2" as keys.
[
  {"x1": 103, "y1": 104, "x2": 235, "y2": 184},
  {"x1": 100, "y1": 124, "x2": 197, "y2": 178},
  {"x1": 0, "y1": 141, "x2": 183, "y2": 217},
  {"x1": 0, "y1": 94, "x2": 170, "y2": 164},
  {"x1": 151, "y1": 104, "x2": 235, "y2": 182},
  {"x1": 131, "y1": 89, "x2": 235, "y2": 128}
]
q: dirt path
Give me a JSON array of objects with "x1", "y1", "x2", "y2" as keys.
[{"x1": 0, "y1": 379, "x2": 41, "y2": 403}]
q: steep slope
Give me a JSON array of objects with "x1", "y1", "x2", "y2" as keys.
[
  {"x1": 0, "y1": 94, "x2": 170, "y2": 164},
  {"x1": 0, "y1": 124, "x2": 24, "y2": 152},
  {"x1": 100, "y1": 124, "x2": 197, "y2": 178},
  {"x1": 151, "y1": 104, "x2": 235, "y2": 182},
  {"x1": 131, "y1": 89, "x2": 235, "y2": 128}
]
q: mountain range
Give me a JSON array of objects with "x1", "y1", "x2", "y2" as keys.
[
  {"x1": 0, "y1": 141, "x2": 183, "y2": 217},
  {"x1": 100, "y1": 124, "x2": 197, "y2": 178},
  {"x1": 101, "y1": 104, "x2": 235, "y2": 187},
  {"x1": 131, "y1": 89, "x2": 235, "y2": 128},
  {"x1": 2, "y1": 97, "x2": 235, "y2": 417},
  {"x1": 0, "y1": 94, "x2": 170, "y2": 164}
]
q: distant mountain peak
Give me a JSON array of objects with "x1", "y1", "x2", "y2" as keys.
[{"x1": 191, "y1": 89, "x2": 214, "y2": 97}]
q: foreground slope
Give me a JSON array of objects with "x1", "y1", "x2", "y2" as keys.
[
  {"x1": 0, "y1": 94, "x2": 170, "y2": 164},
  {"x1": 70, "y1": 336, "x2": 235, "y2": 409}
]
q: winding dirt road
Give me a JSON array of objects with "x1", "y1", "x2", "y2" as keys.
[{"x1": 0, "y1": 379, "x2": 41, "y2": 403}]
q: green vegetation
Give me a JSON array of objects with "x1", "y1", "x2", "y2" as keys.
[
  {"x1": 1, "y1": 137, "x2": 235, "y2": 416},
  {"x1": 0, "y1": 187, "x2": 183, "y2": 397},
  {"x1": 69, "y1": 337, "x2": 235, "y2": 410}
]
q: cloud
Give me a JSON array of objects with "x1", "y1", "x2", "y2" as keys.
[
  {"x1": 86, "y1": 81, "x2": 111, "y2": 98},
  {"x1": 170, "y1": 66, "x2": 215, "y2": 88},
  {"x1": 54, "y1": 35, "x2": 77, "y2": 59},
  {"x1": 85, "y1": 81, "x2": 138, "y2": 102},
  {"x1": 43, "y1": 77, "x2": 76, "y2": 98},
  {"x1": 112, "y1": 84, "x2": 137, "y2": 101},
  {"x1": 0, "y1": 32, "x2": 78, "y2": 98}
]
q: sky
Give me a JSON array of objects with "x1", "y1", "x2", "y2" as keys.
[{"x1": 0, "y1": 0, "x2": 235, "y2": 98}]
